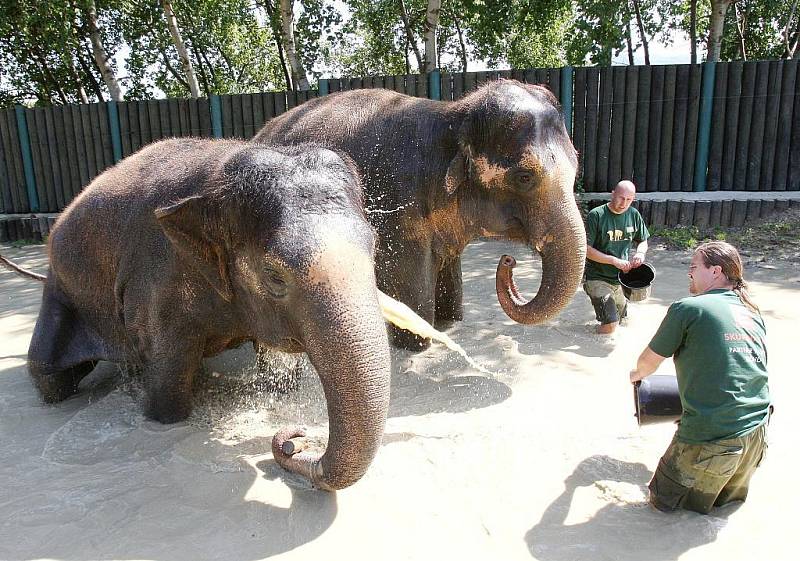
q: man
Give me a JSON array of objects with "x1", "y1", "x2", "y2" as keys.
[
  {"x1": 630, "y1": 241, "x2": 771, "y2": 514},
  {"x1": 584, "y1": 180, "x2": 649, "y2": 334}
]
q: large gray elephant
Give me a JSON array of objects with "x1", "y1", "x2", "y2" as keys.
[
  {"x1": 253, "y1": 79, "x2": 587, "y2": 350},
  {"x1": 5, "y1": 138, "x2": 390, "y2": 491}
]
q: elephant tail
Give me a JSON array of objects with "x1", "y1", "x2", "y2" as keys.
[{"x1": 0, "y1": 253, "x2": 46, "y2": 281}]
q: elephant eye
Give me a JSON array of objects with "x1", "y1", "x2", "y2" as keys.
[
  {"x1": 264, "y1": 267, "x2": 289, "y2": 298},
  {"x1": 513, "y1": 170, "x2": 537, "y2": 191}
]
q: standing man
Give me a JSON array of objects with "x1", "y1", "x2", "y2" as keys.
[
  {"x1": 584, "y1": 180, "x2": 649, "y2": 334},
  {"x1": 630, "y1": 241, "x2": 771, "y2": 514}
]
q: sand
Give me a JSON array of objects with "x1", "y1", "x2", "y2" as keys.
[{"x1": 1, "y1": 240, "x2": 798, "y2": 561}]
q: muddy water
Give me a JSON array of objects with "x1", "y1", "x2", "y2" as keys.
[{"x1": 377, "y1": 290, "x2": 491, "y2": 375}]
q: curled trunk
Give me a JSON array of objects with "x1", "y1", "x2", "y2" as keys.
[
  {"x1": 271, "y1": 287, "x2": 391, "y2": 490},
  {"x1": 495, "y1": 193, "x2": 586, "y2": 324}
]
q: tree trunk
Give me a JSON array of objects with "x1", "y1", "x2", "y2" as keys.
[
  {"x1": 783, "y1": 0, "x2": 799, "y2": 59},
  {"x1": 690, "y1": 0, "x2": 698, "y2": 64},
  {"x1": 398, "y1": 0, "x2": 424, "y2": 72},
  {"x1": 279, "y1": 0, "x2": 310, "y2": 91},
  {"x1": 423, "y1": 0, "x2": 441, "y2": 72},
  {"x1": 452, "y1": 11, "x2": 468, "y2": 72},
  {"x1": 707, "y1": 0, "x2": 733, "y2": 62},
  {"x1": 734, "y1": 2, "x2": 748, "y2": 60},
  {"x1": 86, "y1": 0, "x2": 123, "y2": 101},
  {"x1": 258, "y1": 0, "x2": 292, "y2": 90},
  {"x1": 160, "y1": 0, "x2": 202, "y2": 97},
  {"x1": 76, "y1": 46, "x2": 105, "y2": 101},
  {"x1": 631, "y1": 0, "x2": 650, "y2": 65},
  {"x1": 625, "y1": 7, "x2": 635, "y2": 65}
]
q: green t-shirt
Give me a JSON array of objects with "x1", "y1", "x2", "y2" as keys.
[
  {"x1": 585, "y1": 204, "x2": 650, "y2": 284},
  {"x1": 648, "y1": 289, "x2": 771, "y2": 443}
]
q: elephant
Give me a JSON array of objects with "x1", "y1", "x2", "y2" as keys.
[
  {"x1": 6, "y1": 138, "x2": 391, "y2": 491},
  {"x1": 252, "y1": 79, "x2": 587, "y2": 350}
]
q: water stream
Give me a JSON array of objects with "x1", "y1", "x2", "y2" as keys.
[{"x1": 377, "y1": 290, "x2": 491, "y2": 375}]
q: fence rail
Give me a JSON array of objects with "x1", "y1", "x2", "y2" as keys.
[{"x1": 2, "y1": 60, "x2": 799, "y2": 216}]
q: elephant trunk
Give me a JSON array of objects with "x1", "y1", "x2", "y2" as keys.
[
  {"x1": 496, "y1": 193, "x2": 586, "y2": 324},
  {"x1": 272, "y1": 286, "x2": 391, "y2": 491}
]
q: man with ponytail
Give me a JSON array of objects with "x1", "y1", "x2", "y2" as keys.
[{"x1": 630, "y1": 241, "x2": 771, "y2": 514}]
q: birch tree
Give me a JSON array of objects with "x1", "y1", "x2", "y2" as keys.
[
  {"x1": 279, "y1": 0, "x2": 310, "y2": 90},
  {"x1": 85, "y1": 0, "x2": 123, "y2": 101},
  {"x1": 160, "y1": 0, "x2": 202, "y2": 97},
  {"x1": 422, "y1": 0, "x2": 441, "y2": 71},
  {"x1": 707, "y1": 0, "x2": 733, "y2": 61}
]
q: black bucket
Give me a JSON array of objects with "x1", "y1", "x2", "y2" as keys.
[
  {"x1": 618, "y1": 262, "x2": 656, "y2": 302},
  {"x1": 633, "y1": 375, "x2": 682, "y2": 425}
]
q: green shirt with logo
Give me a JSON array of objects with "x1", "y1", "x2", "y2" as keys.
[
  {"x1": 585, "y1": 204, "x2": 650, "y2": 284},
  {"x1": 648, "y1": 289, "x2": 771, "y2": 443}
]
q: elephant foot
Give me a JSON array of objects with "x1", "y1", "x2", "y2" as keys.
[
  {"x1": 389, "y1": 326, "x2": 431, "y2": 352},
  {"x1": 29, "y1": 360, "x2": 97, "y2": 403}
]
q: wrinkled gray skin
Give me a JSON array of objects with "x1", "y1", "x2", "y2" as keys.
[
  {"x1": 26, "y1": 138, "x2": 390, "y2": 490},
  {"x1": 253, "y1": 79, "x2": 586, "y2": 350}
]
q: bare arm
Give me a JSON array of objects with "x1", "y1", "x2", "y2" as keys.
[
  {"x1": 586, "y1": 245, "x2": 630, "y2": 271},
  {"x1": 629, "y1": 346, "x2": 667, "y2": 383},
  {"x1": 629, "y1": 240, "x2": 649, "y2": 268}
]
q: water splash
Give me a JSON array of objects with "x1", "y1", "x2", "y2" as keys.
[{"x1": 377, "y1": 290, "x2": 492, "y2": 375}]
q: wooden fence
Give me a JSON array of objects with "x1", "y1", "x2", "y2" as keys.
[{"x1": 1, "y1": 60, "x2": 799, "y2": 217}]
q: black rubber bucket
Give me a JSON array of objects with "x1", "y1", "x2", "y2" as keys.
[
  {"x1": 618, "y1": 262, "x2": 656, "y2": 302},
  {"x1": 633, "y1": 375, "x2": 682, "y2": 425}
]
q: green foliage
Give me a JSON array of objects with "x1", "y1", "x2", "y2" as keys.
[{"x1": 650, "y1": 225, "x2": 704, "y2": 249}]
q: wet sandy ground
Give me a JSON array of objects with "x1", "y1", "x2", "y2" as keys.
[{"x1": 1, "y1": 240, "x2": 798, "y2": 561}]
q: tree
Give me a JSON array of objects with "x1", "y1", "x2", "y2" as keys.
[
  {"x1": 160, "y1": 0, "x2": 201, "y2": 97},
  {"x1": 707, "y1": 0, "x2": 733, "y2": 61},
  {"x1": 85, "y1": 0, "x2": 124, "y2": 101},
  {"x1": 279, "y1": 0, "x2": 310, "y2": 90}
]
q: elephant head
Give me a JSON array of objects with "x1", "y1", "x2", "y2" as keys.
[
  {"x1": 157, "y1": 146, "x2": 390, "y2": 490},
  {"x1": 444, "y1": 80, "x2": 586, "y2": 324}
]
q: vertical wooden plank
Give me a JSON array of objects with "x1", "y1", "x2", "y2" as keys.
[
  {"x1": 731, "y1": 199, "x2": 748, "y2": 226},
  {"x1": 638, "y1": 200, "x2": 652, "y2": 224},
  {"x1": 621, "y1": 66, "x2": 638, "y2": 182},
  {"x1": 198, "y1": 98, "x2": 212, "y2": 137},
  {"x1": 452, "y1": 73, "x2": 465, "y2": 100},
  {"x1": 681, "y1": 64, "x2": 702, "y2": 192},
  {"x1": 274, "y1": 92, "x2": 287, "y2": 118},
  {"x1": 633, "y1": 66, "x2": 650, "y2": 189},
  {"x1": 0, "y1": 111, "x2": 20, "y2": 212},
  {"x1": 708, "y1": 200, "x2": 722, "y2": 227},
  {"x1": 146, "y1": 100, "x2": 161, "y2": 141},
  {"x1": 51, "y1": 106, "x2": 72, "y2": 207},
  {"x1": 416, "y1": 74, "x2": 427, "y2": 98},
  {"x1": 572, "y1": 67, "x2": 587, "y2": 182},
  {"x1": 745, "y1": 200, "x2": 761, "y2": 222},
  {"x1": 118, "y1": 102, "x2": 132, "y2": 156},
  {"x1": 583, "y1": 68, "x2": 600, "y2": 192},
  {"x1": 733, "y1": 61, "x2": 757, "y2": 190},
  {"x1": 177, "y1": 99, "x2": 190, "y2": 136},
  {"x1": 60, "y1": 106, "x2": 81, "y2": 202},
  {"x1": 720, "y1": 199, "x2": 733, "y2": 226},
  {"x1": 36, "y1": 108, "x2": 59, "y2": 210},
  {"x1": 548, "y1": 68, "x2": 560, "y2": 99},
  {"x1": 251, "y1": 94, "x2": 264, "y2": 134},
  {"x1": 523, "y1": 69, "x2": 536, "y2": 84},
  {"x1": 26, "y1": 109, "x2": 49, "y2": 212},
  {"x1": 241, "y1": 93, "x2": 254, "y2": 139},
  {"x1": 595, "y1": 66, "x2": 613, "y2": 191},
  {"x1": 88, "y1": 103, "x2": 106, "y2": 174},
  {"x1": 646, "y1": 65, "x2": 664, "y2": 192},
  {"x1": 166, "y1": 98, "x2": 179, "y2": 136},
  {"x1": 694, "y1": 200, "x2": 711, "y2": 228},
  {"x1": 707, "y1": 62, "x2": 728, "y2": 191},
  {"x1": 69, "y1": 105, "x2": 90, "y2": 196},
  {"x1": 463, "y1": 71, "x2": 477, "y2": 93},
  {"x1": 745, "y1": 61, "x2": 769, "y2": 191},
  {"x1": 669, "y1": 65, "x2": 688, "y2": 191},
  {"x1": 679, "y1": 200, "x2": 695, "y2": 225},
  {"x1": 608, "y1": 66, "x2": 625, "y2": 187},
  {"x1": 95, "y1": 102, "x2": 113, "y2": 169},
  {"x1": 188, "y1": 98, "x2": 200, "y2": 136},
  {"x1": 760, "y1": 199, "x2": 776, "y2": 218},
  {"x1": 221, "y1": 95, "x2": 233, "y2": 138},
  {"x1": 721, "y1": 61, "x2": 743, "y2": 190},
  {"x1": 261, "y1": 92, "x2": 276, "y2": 123},
  {"x1": 658, "y1": 65, "x2": 677, "y2": 192},
  {"x1": 788, "y1": 59, "x2": 800, "y2": 190},
  {"x1": 75, "y1": 105, "x2": 96, "y2": 183},
  {"x1": 232, "y1": 94, "x2": 245, "y2": 137},
  {"x1": 286, "y1": 90, "x2": 299, "y2": 109},
  {"x1": 43, "y1": 107, "x2": 65, "y2": 210},
  {"x1": 442, "y1": 72, "x2": 453, "y2": 101},
  {"x1": 773, "y1": 59, "x2": 797, "y2": 190},
  {"x1": 665, "y1": 200, "x2": 681, "y2": 226}
]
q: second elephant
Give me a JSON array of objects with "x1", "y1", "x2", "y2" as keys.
[{"x1": 254, "y1": 79, "x2": 587, "y2": 350}]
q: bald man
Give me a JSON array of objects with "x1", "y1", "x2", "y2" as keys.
[{"x1": 584, "y1": 180, "x2": 650, "y2": 334}]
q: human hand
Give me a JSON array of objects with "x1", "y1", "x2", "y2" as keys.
[
  {"x1": 630, "y1": 369, "x2": 643, "y2": 384},
  {"x1": 614, "y1": 258, "x2": 631, "y2": 273},
  {"x1": 629, "y1": 252, "x2": 645, "y2": 268}
]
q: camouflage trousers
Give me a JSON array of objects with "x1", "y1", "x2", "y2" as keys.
[{"x1": 648, "y1": 422, "x2": 768, "y2": 514}]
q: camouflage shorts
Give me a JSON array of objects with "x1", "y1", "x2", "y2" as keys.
[
  {"x1": 649, "y1": 423, "x2": 768, "y2": 514},
  {"x1": 583, "y1": 280, "x2": 627, "y2": 325}
]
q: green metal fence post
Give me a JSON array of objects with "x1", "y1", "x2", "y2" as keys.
[
  {"x1": 693, "y1": 61, "x2": 716, "y2": 192},
  {"x1": 106, "y1": 100, "x2": 123, "y2": 163},
  {"x1": 319, "y1": 79, "x2": 329, "y2": 96},
  {"x1": 14, "y1": 106, "x2": 39, "y2": 212},
  {"x1": 428, "y1": 68, "x2": 441, "y2": 101},
  {"x1": 210, "y1": 95, "x2": 223, "y2": 138},
  {"x1": 560, "y1": 66, "x2": 574, "y2": 136}
]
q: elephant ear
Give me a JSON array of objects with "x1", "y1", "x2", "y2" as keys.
[
  {"x1": 155, "y1": 195, "x2": 233, "y2": 302},
  {"x1": 443, "y1": 143, "x2": 471, "y2": 195}
]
